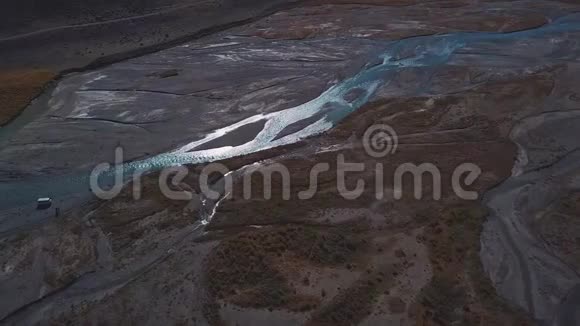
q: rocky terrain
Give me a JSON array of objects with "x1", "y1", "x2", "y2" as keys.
[{"x1": 1, "y1": 0, "x2": 580, "y2": 325}]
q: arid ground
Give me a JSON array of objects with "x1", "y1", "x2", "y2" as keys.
[{"x1": 1, "y1": 1, "x2": 580, "y2": 325}]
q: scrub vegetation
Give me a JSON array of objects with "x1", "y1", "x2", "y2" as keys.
[{"x1": 0, "y1": 69, "x2": 54, "y2": 125}]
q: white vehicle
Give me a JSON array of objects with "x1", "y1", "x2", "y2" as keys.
[{"x1": 36, "y1": 198, "x2": 52, "y2": 210}]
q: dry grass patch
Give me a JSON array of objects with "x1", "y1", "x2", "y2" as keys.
[
  {"x1": 417, "y1": 206, "x2": 533, "y2": 325},
  {"x1": 0, "y1": 69, "x2": 55, "y2": 125},
  {"x1": 203, "y1": 224, "x2": 368, "y2": 321}
]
